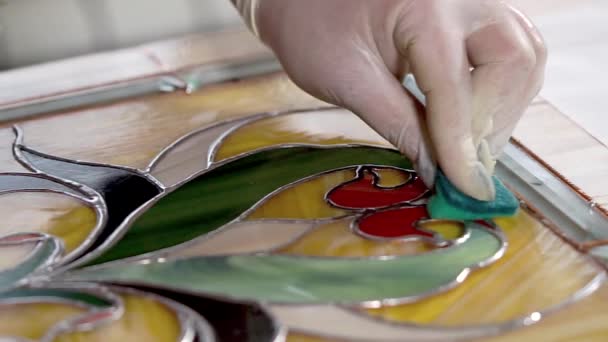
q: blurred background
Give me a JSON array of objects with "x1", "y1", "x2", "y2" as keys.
[
  {"x1": 0, "y1": 0, "x2": 606, "y2": 146},
  {"x1": 0, "y1": 0, "x2": 242, "y2": 69}
]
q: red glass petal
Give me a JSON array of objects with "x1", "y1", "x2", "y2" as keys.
[
  {"x1": 327, "y1": 169, "x2": 428, "y2": 209},
  {"x1": 475, "y1": 220, "x2": 495, "y2": 229},
  {"x1": 356, "y1": 206, "x2": 432, "y2": 239}
]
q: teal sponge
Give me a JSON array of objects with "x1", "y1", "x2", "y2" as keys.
[{"x1": 428, "y1": 171, "x2": 518, "y2": 220}]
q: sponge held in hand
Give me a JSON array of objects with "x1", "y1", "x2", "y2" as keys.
[{"x1": 428, "y1": 171, "x2": 518, "y2": 220}]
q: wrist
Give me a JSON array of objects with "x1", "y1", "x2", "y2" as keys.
[{"x1": 231, "y1": 0, "x2": 262, "y2": 37}]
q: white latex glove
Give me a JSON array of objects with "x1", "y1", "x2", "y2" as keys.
[{"x1": 232, "y1": 0, "x2": 547, "y2": 201}]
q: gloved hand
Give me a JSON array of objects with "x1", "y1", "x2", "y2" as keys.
[{"x1": 232, "y1": 0, "x2": 547, "y2": 201}]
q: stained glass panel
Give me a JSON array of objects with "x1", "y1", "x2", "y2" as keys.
[{"x1": 0, "y1": 71, "x2": 606, "y2": 341}]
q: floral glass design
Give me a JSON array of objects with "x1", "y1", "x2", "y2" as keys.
[{"x1": 0, "y1": 103, "x2": 605, "y2": 342}]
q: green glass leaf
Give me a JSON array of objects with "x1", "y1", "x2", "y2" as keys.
[
  {"x1": 69, "y1": 223, "x2": 503, "y2": 304},
  {"x1": 90, "y1": 146, "x2": 411, "y2": 265},
  {"x1": 0, "y1": 287, "x2": 114, "y2": 307},
  {"x1": 0, "y1": 234, "x2": 62, "y2": 293}
]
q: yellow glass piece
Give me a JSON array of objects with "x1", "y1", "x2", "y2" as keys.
[
  {"x1": 0, "y1": 302, "x2": 85, "y2": 340},
  {"x1": 0, "y1": 242, "x2": 37, "y2": 272},
  {"x1": 279, "y1": 218, "x2": 433, "y2": 257},
  {"x1": 14, "y1": 74, "x2": 325, "y2": 170},
  {"x1": 150, "y1": 120, "x2": 247, "y2": 188},
  {"x1": 372, "y1": 167, "x2": 410, "y2": 188},
  {"x1": 0, "y1": 294, "x2": 181, "y2": 342},
  {"x1": 366, "y1": 210, "x2": 600, "y2": 325},
  {"x1": 55, "y1": 294, "x2": 181, "y2": 342},
  {"x1": 486, "y1": 283, "x2": 608, "y2": 342},
  {"x1": 213, "y1": 109, "x2": 392, "y2": 162},
  {"x1": 247, "y1": 169, "x2": 356, "y2": 220},
  {"x1": 287, "y1": 287, "x2": 608, "y2": 342},
  {"x1": 0, "y1": 192, "x2": 97, "y2": 254},
  {"x1": 418, "y1": 220, "x2": 465, "y2": 241},
  {"x1": 287, "y1": 333, "x2": 332, "y2": 342}
]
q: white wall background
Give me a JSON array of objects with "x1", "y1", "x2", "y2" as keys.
[{"x1": 0, "y1": 0, "x2": 242, "y2": 69}]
